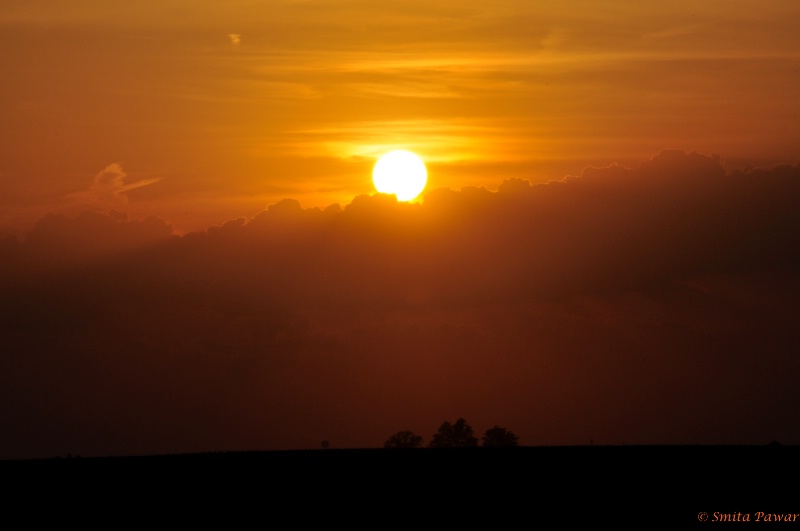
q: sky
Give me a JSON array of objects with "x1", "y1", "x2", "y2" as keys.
[
  {"x1": 1, "y1": 1, "x2": 800, "y2": 459},
  {"x1": 2, "y1": 0, "x2": 800, "y2": 233}
]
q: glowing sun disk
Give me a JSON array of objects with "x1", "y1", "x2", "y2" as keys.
[{"x1": 372, "y1": 150, "x2": 427, "y2": 201}]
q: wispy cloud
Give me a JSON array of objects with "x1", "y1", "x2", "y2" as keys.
[{"x1": 64, "y1": 163, "x2": 160, "y2": 208}]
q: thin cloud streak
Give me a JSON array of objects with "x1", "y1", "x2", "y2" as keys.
[{"x1": 62, "y1": 163, "x2": 161, "y2": 209}]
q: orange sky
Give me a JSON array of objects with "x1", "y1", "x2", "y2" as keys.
[
  {"x1": 2, "y1": 1, "x2": 800, "y2": 233},
  {"x1": 2, "y1": 2, "x2": 800, "y2": 459}
]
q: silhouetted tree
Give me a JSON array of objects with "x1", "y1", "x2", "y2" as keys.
[
  {"x1": 384, "y1": 430, "x2": 424, "y2": 449},
  {"x1": 428, "y1": 418, "x2": 478, "y2": 448},
  {"x1": 482, "y1": 426, "x2": 519, "y2": 447}
]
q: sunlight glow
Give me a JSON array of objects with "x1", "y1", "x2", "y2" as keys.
[{"x1": 372, "y1": 150, "x2": 428, "y2": 201}]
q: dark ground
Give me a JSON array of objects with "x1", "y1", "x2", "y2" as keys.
[{"x1": 4, "y1": 445, "x2": 795, "y2": 527}]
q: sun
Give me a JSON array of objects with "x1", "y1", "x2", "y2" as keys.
[{"x1": 372, "y1": 150, "x2": 427, "y2": 201}]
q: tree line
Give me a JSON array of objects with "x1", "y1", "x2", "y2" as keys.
[{"x1": 384, "y1": 418, "x2": 519, "y2": 448}]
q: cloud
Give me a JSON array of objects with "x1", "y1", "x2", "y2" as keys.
[
  {"x1": 2, "y1": 151, "x2": 800, "y2": 458},
  {"x1": 39, "y1": 150, "x2": 798, "y2": 299},
  {"x1": 11, "y1": 149, "x2": 800, "y2": 323},
  {"x1": 1, "y1": 210, "x2": 173, "y2": 278},
  {"x1": 63, "y1": 163, "x2": 160, "y2": 209}
]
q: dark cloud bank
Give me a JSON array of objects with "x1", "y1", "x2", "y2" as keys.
[{"x1": 2, "y1": 151, "x2": 800, "y2": 459}]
